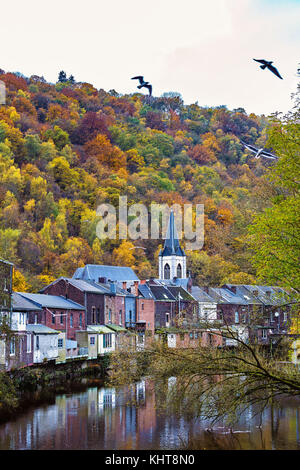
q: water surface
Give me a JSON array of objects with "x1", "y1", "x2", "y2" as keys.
[{"x1": 0, "y1": 379, "x2": 300, "y2": 450}]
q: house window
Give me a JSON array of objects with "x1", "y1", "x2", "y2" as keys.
[
  {"x1": 164, "y1": 263, "x2": 170, "y2": 279},
  {"x1": 137, "y1": 334, "x2": 144, "y2": 344},
  {"x1": 27, "y1": 334, "x2": 31, "y2": 353},
  {"x1": 141, "y1": 303, "x2": 144, "y2": 310},
  {"x1": 36, "y1": 336, "x2": 40, "y2": 350},
  {"x1": 79, "y1": 313, "x2": 82, "y2": 327},
  {"x1": 119, "y1": 310, "x2": 122, "y2": 325},
  {"x1": 129, "y1": 310, "x2": 132, "y2": 323},
  {"x1": 108, "y1": 309, "x2": 112, "y2": 323},
  {"x1": 166, "y1": 313, "x2": 169, "y2": 325},
  {"x1": 270, "y1": 312, "x2": 274, "y2": 323},
  {"x1": 60, "y1": 312, "x2": 64, "y2": 324},
  {"x1": 52, "y1": 313, "x2": 55, "y2": 324},
  {"x1": 262, "y1": 329, "x2": 267, "y2": 339},
  {"x1": 235, "y1": 311, "x2": 239, "y2": 323},
  {"x1": 103, "y1": 333, "x2": 112, "y2": 348},
  {"x1": 283, "y1": 312, "x2": 287, "y2": 322},
  {"x1": 10, "y1": 338, "x2": 15, "y2": 356},
  {"x1": 92, "y1": 307, "x2": 96, "y2": 324},
  {"x1": 34, "y1": 314, "x2": 38, "y2": 324},
  {"x1": 70, "y1": 313, "x2": 73, "y2": 327},
  {"x1": 90, "y1": 336, "x2": 95, "y2": 345},
  {"x1": 58, "y1": 338, "x2": 63, "y2": 348}
]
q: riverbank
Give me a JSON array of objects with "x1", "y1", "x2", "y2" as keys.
[{"x1": 0, "y1": 355, "x2": 110, "y2": 424}]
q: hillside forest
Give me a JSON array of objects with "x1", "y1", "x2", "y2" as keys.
[{"x1": 0, "y1": 69, "x2": 287, "y2": 292}]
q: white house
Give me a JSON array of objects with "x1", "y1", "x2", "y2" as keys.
[
  {"x1": 26, "y1": 324, "x2": 59, "y2": 363},
  {"x1": 190, "y1": 286, "x2": 218, "y2": 322},
  {"x1": 88, "y1": 325, "x2": 116, "y2": 355},
  {"x1": 76, "y1": 325, "x2": 116, "y2": 359}
]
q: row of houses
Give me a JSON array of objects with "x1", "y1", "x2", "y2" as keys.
[
  {"x1": 0, "y1": 211, "x2": 299, "y2": 371},
  {"x1": 0, "y1": 266, "x2": 297, "y2": 371}
]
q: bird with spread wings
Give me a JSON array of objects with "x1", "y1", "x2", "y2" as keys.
[
  {"x1": 131, "y1": 76, "x2": 152, "y2": 96},
  {"x1": 241, "y1": 140, "x2": 278, "y2": 160},
  {"x1": 253, "y1": 59, "x2": 283, "y2": 79}
]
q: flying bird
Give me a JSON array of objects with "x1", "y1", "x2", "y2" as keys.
[
  {"x1": 241, "y1": 140, "x2": 277, "y2": 160},
  {"x1": 131, "y1": 76, "x2": 152, "y2": 96},
  {"x1": 253, "y1": 59, "x2": 283, "y2": 79}
]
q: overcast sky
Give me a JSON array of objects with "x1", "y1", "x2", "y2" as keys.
[{"x1": 1, "y1": 0, "x2": 299, "y2": 115}]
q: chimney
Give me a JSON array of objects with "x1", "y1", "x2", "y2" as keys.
[
  {"x1": 110, "y1": 281, "x2": 117, "y2": 294},
  {"x1": 133, "y1": 280, "x2": 139, "y2": 297}
]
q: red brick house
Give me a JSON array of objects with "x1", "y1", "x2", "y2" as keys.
[
  {"x1": 40, "y1": 277, "x2": 127, "y2": 328},
  {"x1": 17, "y1": 292, "x2": 85, "y2": 341}
]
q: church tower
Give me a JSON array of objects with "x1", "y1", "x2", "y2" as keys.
[{"x1": 159, "y1": 211, "x2": 187, "y2": 280}]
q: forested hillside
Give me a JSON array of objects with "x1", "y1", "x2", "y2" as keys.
[{"x1": 0, "y1": 70, "x2": 276, "y2": 291}]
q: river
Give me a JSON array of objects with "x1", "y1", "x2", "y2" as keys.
[{"x1": 0, "y1": 378, "x2": 300, "y2": 450}]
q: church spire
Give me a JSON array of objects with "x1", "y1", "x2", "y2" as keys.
[
  {"x1": 159, "y1": 211, "x2": 186, "y2": 279},
  {"x1": 160, "y1": 210, "x2": 185, "y2": 257}
]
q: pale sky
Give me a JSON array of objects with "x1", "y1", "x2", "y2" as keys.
[{"x1": 1, "y1": 0, "x2": 299, "y2": 115}]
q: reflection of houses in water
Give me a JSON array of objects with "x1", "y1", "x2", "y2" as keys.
[
  {"x1": 98, "y1": 387, "x2": 116, "y2": 409},
  {"x1": 136, "y1": 379, "x2": 146, "y2": 402},
  {"x1": 1, "y1": 380, "x2": 300, "y2": 450}
]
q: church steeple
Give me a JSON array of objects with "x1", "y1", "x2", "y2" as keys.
[{"x1": 159, "y1": 211, "x2": 187, "y2": 280}]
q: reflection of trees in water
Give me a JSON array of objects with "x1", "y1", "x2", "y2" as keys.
[{"x1": 0, "y1": 379, "x2": 300, "y2": 450}]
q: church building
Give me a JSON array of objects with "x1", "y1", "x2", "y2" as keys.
[{"x1": 158, "y1": 211, "x2": 187, "y2": 280}]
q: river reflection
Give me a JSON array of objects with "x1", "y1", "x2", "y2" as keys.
[{"x1": 0, "y1": 379, "x2": 300, "y2": 450}]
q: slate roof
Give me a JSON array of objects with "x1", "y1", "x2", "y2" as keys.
[
  {"x1": 17, "y1": 292, "x2": 85, "y2": 310},
  {"x1": 73, "y1": 264, "x2": 139, "y2": 282},
  {"x1": 12, "y1": 292, "x2": 42, "y2": 311},
  {"x1": 138, "y1": 283, "x2": 155, "y2": 299},
  {"x1": 147, "y1": 284, "x2": 176, "y2": 301},
  {"x1": 207, "y1": 287, "x2": 249, "y2": 305},
  {"x1": 242, "y1": 285, "x2": 290, "y2": 306},
  {"x1": 26, "y1": 324, "x2": 58, "y2": 334},
  {"x1": 166, "y1": 285, "x2": 195, "y2": 301},
  {"x1": 159, "y1": 211, "x2": 185, "y2": 257},
  {"x1": 190, "y1": 286, "x2": 217, "y2": 303},
  {"x1": 154, "y1": 278, "x2": 189, "y2": 288}
]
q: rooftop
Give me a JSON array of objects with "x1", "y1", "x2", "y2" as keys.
[
  {"x1": 12, "y1": 292, "x2": 42, "y2": 311},
  {"x1": 26, "y1": 324, "x2": 58, "y2": 334},
  {"x1": 17, "y1": 292, "x2": 85, "y2": 310},
  {"x1": 73, "y1": 264, "x2": 140, "y2": 282}
]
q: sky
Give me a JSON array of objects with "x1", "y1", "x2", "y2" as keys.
[{"x1": 0, "y1": 0, "x2": 300, "y2": 115}]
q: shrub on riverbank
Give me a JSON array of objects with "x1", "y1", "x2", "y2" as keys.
[{"x1": 0, "y1": 357, "x2": 110, "y2": 422}]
